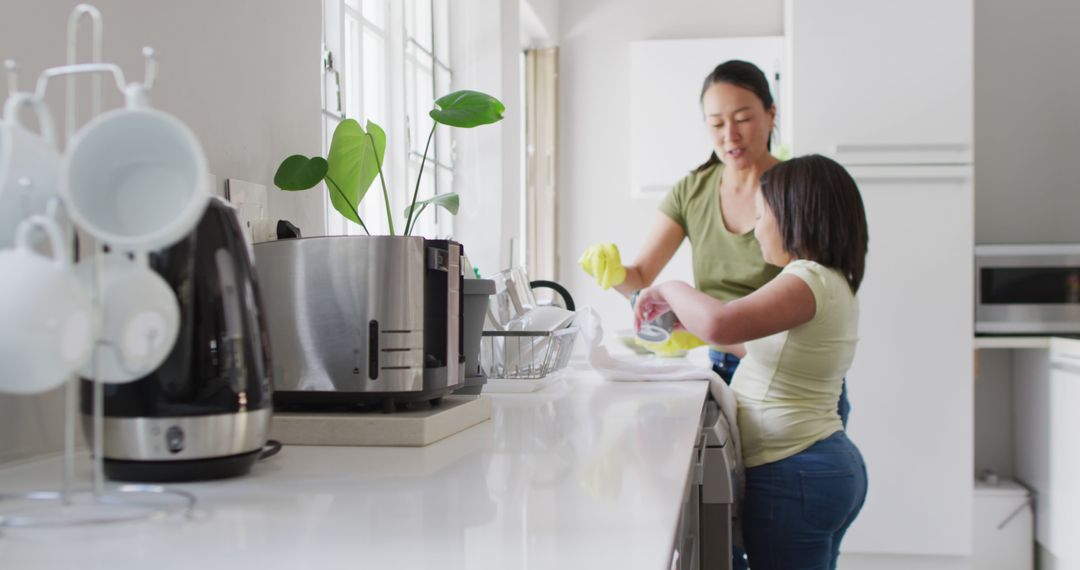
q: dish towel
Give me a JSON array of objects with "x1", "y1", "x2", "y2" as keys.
[{"x1": 577, "y1": 307, "x2": 745, "y2": 491}]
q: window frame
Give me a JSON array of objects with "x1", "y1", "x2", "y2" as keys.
[{"x1": 322, "y1": 0, "x2": 454, "y2": 238}]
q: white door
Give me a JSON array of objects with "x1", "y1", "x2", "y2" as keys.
[
  {"x1": 842, "y1": 165, "x2": 974, "y2": 555},
  {"x1": 785, "y1": 0, "x2": 973, "y2": 164}
]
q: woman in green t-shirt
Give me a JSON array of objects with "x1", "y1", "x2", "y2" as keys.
[{"x1": 579, "y1": 61, "x2": 850, "y2": 411}]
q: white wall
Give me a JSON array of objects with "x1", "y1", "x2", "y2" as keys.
[
  {"x1": 557, "y1": 0, "x2": 783, "y2": 332},
  {"x1": 974, "y1": 349, "x2": 1015, "y2": 479},
  {"x1": 521, "y1": 0, "x2": 559, "y2": 45},
  {"x1": 450, "y1": 0, "x2": 523, "y2": 276},
  {"x1": 0, "y1": 0, "x2": 322, "y2": 464},
  {"x1": 974, "y1": 0, "x2": 1080, "y2": 244}
]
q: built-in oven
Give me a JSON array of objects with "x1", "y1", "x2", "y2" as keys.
[
  {"x1": 975, "y1": 244, "x2": 1080, "y2": 335},
  {"x1": 674, "y1": 398, "x2": 736, "y2": 570}
]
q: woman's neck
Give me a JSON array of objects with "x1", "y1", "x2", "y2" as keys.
[{"x1": 722, "y1": 154, "x2": 780, "y2": 190}]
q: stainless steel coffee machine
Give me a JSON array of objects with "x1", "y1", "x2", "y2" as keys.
[{"x1": 253, "y1": 236, "x2": 464, "y2": 411}]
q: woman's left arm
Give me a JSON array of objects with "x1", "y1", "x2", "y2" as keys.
[{"x1": 635, "y1": 274, "x2": 817, "y2": 346}]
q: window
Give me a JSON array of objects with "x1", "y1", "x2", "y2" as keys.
[{"x1": 323, "y1": 0, "x2": 453, "y2": 238}]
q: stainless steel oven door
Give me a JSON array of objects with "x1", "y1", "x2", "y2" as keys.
[
  {"x1": 699, "y1": 399, "x2": 735, "y2": 570},
  {"x1": 975, "y1": 244, "x2": 1080, "y2": 334}
]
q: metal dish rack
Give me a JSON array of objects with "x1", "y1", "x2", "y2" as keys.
[{"x1": 481, "y1": 327, "x2": 578, "y2": 379}]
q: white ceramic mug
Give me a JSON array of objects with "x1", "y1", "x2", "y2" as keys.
[
  {"x1": 0, "y1": 216, "x2": 96, "y2": 395},
  {"x1": 0, "y1": 93, "x2": 60, "y2": 249},
  {"x1": 60, "y1": 84, "x2": 209, "y2": 252},
  {"x1": 76, "y1": 250, "x2": 180, "y2": 383}
]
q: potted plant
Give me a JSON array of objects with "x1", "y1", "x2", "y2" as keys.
[
  {"x1": 260, "y1": 90, "x2": 505, "y2": 402},
  {"x1": 273, "y1": 89, "x2": 505, "y2": 235}
]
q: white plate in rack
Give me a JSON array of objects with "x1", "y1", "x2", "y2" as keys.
[{"x1": 481, "y1": 373, "x2": 564, "y2": 393}]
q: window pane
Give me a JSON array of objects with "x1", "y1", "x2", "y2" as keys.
[
  {"x1": 362, "y1": 29, "x2": 385, "y2": 123},
  {"x1": 407, "y1": 159, "x2": 437, "y2": 236},
  {"x1": 345, "y1": 0, "x2": 360, "y2": 10},
  {"x1": 412, "y1": 67, "x2": 434, "y2": 154},
  {"x1": 360, "y1": 184, "x2": 390, "y2": 236},
  {"x1": 407, "y1": 0, "x2": 433, "y2": 52},
  {"x1": 436, "y1": 165, "x2": 453, "y2": 227},
  {"x1": 433, "y1": 0, "x2": 449, "y2": 64},
  {"x1": 362, "y1": 0, "x2": 384, "y2": 27},
  {"x1": 344, "y1": 16, "x2": 362, "y2": 119},
  {"x1": 434, "y1": 66, "x2": 453, "y2": 167}
]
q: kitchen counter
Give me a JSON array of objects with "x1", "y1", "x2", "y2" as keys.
[{"x1": 0, "y1": 367, "x2": 710, "y2": 570}]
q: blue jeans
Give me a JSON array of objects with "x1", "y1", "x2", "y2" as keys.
[
  {"x1": 742, "y1": 431, "x2": 868, "y2": 569},
  {"x1": 709, "y1": 350, "x2": 854, "y2": 569}
]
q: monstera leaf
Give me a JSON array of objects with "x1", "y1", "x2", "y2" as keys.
[
  {"x1": 403, "y1": 192, "x2": 460, "y2": 220},
  {"x1": 274, "y1": 155, "x2": 328, "y2": 190},
  {"x1": 429, "y1": 90, "x2": 505, "y2": 128}
]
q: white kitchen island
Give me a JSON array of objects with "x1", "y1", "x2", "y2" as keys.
[{"x1": 0, "y1": 367, "x2": 710, "y2": 570}]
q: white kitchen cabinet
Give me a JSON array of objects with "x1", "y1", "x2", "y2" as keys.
[
  {"x1": 1012, "y1": 340, "x2": 1080, "y2": 565},
  {"x1": 785, "y1": 0, "x2": 973, "y2": 164},
  {"x1": 842, "y1": 166, "x2": 974, "y2": 556},
  {"x1": 1046, "y1": 341, "x2": 1080, "y2": 562}
]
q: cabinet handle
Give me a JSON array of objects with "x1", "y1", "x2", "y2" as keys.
[
  {"x1": 835, "y1": 143, "x2": 970, "y2": 154},
  {"x1": 854, "y1": 175, "x2": 970, "y2": 185}
]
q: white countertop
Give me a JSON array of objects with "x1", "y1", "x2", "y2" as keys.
[{"x1": 0, "y1": 367, "x2": 710, "y2": 570}]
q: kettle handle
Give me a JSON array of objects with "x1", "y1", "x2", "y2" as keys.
[{"x1": 530, "y1": 280, "x2": 575, "y2": 312}]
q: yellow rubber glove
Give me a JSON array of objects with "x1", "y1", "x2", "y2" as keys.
[
  {"x1": 577, "y1": 243, "x2": 627, "y2": 290},
  {"x1": 635, "y1": 331, "x2": 707, "y2": 357}
]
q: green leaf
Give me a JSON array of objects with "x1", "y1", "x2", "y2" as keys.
[
  {"x1": 403, "y1": 192, "x2": 460, "y2": 220},
  {"x1": 326, "y1": 119, "x2": 377, "y2": 225},
  {"x1": 274, "y1": 155, "x2": 328, "y2": 191},
  {"x1": 366, "y1": 120, "x2": 395, "y2": 235},
  {"x1": 365, "y1": 120, "x2": 386, "y2": 163},
  {"x1": 429, "y1": 90, "x2": 505, "y2": 128},
  {"x1": 362, "y1": 120, "x2": 386, "y2": 199}
]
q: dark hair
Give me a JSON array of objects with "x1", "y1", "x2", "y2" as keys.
[
  {"x1": 693, "y1": 60, "x2": 775, "y2": 174},
  {"x1": 759, "y1": 154, "x2": 869, "y2": 293}
]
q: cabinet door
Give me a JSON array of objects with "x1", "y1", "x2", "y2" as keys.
[
  {"x1": 1047, "y1": 345, "x2": 1080, "y2": 562},
  {"x1": 842, "y1": 166, "x2": 973, "y2": 555},
  {"x1": 785, "y1": 0, "x2": 973, "y2": 164}
]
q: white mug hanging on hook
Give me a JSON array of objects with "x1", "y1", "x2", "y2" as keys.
[
  {"x1": 75, "y1": 249, "x2": 180, "y2": 383},
  {"x1": 0, "y1": 215, "x2": 97, "y2": 395},
  {"x1": 0, "y1": 92, "x2": 61, "y2": 249},
  {"x1": 60, "y1": 82, "x2": 209, "y2": 252}
]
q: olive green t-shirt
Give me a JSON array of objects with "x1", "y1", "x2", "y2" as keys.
[{"x1": 659, "y1": 162, "x2": 780, "y2": 302}]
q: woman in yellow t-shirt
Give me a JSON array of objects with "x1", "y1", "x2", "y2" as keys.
[{"x1": 634, "y1": 154, "x2": 870, "y2": 570}]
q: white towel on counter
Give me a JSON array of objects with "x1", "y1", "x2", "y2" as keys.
[{"x1": 576, "y1": 307, "x2": 744, "y2": 479}]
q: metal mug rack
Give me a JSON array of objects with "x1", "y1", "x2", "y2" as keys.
[{"x1": 0, "y1": 3, "x2": 197, "y2": 531}]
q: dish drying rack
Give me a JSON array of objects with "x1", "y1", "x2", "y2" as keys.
[{"x1": 481, "y1": 328, "x2": 578, "y2": 380}]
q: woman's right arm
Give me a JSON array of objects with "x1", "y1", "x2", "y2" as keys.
[{"x1": 614, "y1": 212, "x2": 686, "y2": 298}]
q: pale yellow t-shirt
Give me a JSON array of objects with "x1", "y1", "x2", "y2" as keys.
[{"x1": 731, "y1": 259, "x2": 859, "y2": 468}]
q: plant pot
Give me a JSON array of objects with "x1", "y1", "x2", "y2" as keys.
[
  {"x1": 456, "y1": 278, "x2": 495, "y2": 395},
  {"x1": 253, "y1": 234, "x2": 466, "y2": 410}
]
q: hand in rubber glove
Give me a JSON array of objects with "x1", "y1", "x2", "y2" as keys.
[
  {"x1": 578, "y1": 243, "x2": 627, "y2": 290},
  {"x1": 634, "y1": 330, "x2": 707, "y2": 357}
]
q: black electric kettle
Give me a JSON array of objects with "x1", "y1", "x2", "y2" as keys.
[{"x1": 81, "y1": 198, "x2": 273, "y2": 482}]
